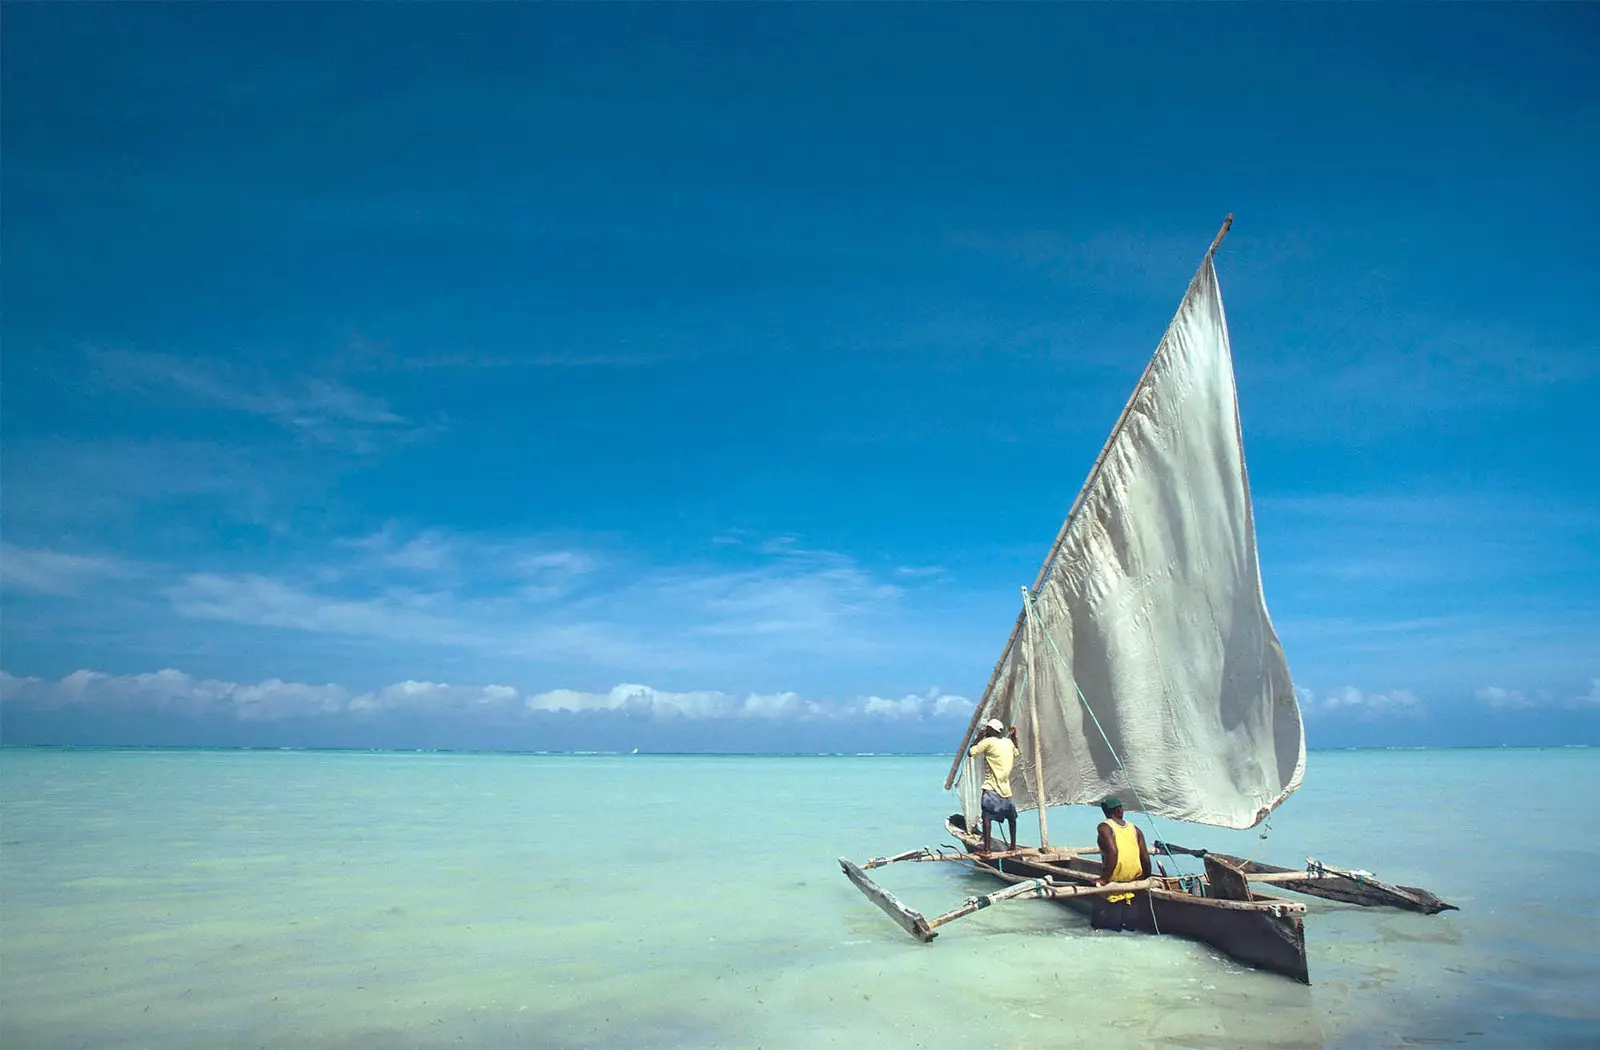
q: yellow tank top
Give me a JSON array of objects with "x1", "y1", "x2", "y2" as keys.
[{"x1": 1100, "y1": 818, "x2": 1142, "y2": 903}]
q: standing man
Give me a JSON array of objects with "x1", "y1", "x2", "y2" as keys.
[
  {"x1": 967, "y1": 718, "x2": 1020, "y2": 853},
  {"x1": 1092, "y1": 796, "x2": 1151, "y2": 931}
]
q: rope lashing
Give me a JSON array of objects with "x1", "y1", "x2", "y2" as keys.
[
  {"x1": 1243, "y1": 814, "x2": 1274, "y2": 867},
  {"x1": 1307, "y1": 857, "x2": 1375, "y2": 885}
]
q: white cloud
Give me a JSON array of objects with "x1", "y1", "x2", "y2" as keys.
[
  {"x1": 1576, "y1": 679, "x2": 1600, "y2": 708},
  {"x1": 1476, "y1": 685, "x2": 1537, "y2": 710},
  {"x1": 347, "y1": 680, "x2": 520, "y2": 716},
  {"x1": 229, "y1": 679, "x2": 352, "y2": 720},
  {"x1": 0, "y1": 671, "x2": 42, "y2": 702},
  {"x1": 740, "y1": 692, "x2": 811, "y2": 718},
  {"x1": 932, "y1": 693, "x2": 977, "y2": 718},
  {"x1": 859, "y1": 690, "x2": 974, "y2": 720},
  {"x1": 521, "y1": 684, "x2": 817, "y2": 720},
  {"x1": 0, "y1": 544, "x2": 137, "y2": 596},
  {"x1": 1471, "y1": 682, "x2": 1600, "y2": 710},
  {"x1": 1, "y1": 667, "x2": 970, "y2": 727},
  {"x1": 1300, "y1": 685, "x2": 1423, "y2": 719},
  {"x1": 0, "y1": 667, "x2": 348, "y2": 720},
  {"x1": 861, "y1": 695, "x2": 925, "y2": 719}
]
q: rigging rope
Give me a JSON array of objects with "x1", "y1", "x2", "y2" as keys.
[{"x1": 1021, "y1": 586, "x2": 1177, "y2": 935}]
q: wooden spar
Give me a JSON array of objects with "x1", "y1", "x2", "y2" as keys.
[
  {"x1": 990, "y1": 845, "x2": 1099, "y2": 860},
  {"x1": 1022, "y1": 588, "x2": 1049, "y2": 847},
  {"x1": 1169, "y1": 893, "x2": 1305, "y2": 915},
  {"x1": 1208, "y1": 213, "x2": 1234, "y2": 256},
  {"x1": 924, "y1": 877, "x2": 1053, "y2": 931},
  {"x1": 1154, "y1": 841, "x2": 1455, "y2": 913},
  {"x1": 943, "y1": 212, "x2": 1238, "y2": 790},
  {"x1": 924, "y1": 876, "x2": 1166, "y2": 933},
  {"x1": 1306, "y1": 858, "x2": 1430, "y2": 910},
  {"x1": 860, "y1": 848, "x2": 930, "y2": 870},
  {"x1": 1245, "y1": 870, "x2": 1319, "y2": 884},
  {"x1": 839, "y1": 858, "x2": 936, "y2": 942}
]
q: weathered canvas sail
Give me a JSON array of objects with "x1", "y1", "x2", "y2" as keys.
[{"x1": 953, "y1": 251, "x2": 1304, "y2": 830}]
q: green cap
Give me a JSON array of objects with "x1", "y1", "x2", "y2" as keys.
[{"x1": 1099, "y1": 796, "x2": 1123, "y2": 811}]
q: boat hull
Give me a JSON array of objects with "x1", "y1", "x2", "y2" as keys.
[{"x1": 945, "y1": 816, "x2": 1309, "y2": 983}]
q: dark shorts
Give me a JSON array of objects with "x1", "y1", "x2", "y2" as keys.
[
  {"x1": 1091, "y1": 895, "x2": 1138, "y2": 932},
  {"x1": 980, "y1": 789, "x2": 1017, "y2": 821}
]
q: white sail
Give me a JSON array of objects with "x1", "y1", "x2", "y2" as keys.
[{"x1": 959, "y1": 252, "x2": 1304, "y2": 830}]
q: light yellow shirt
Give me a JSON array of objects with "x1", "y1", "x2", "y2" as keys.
[{"x1": 967, "y1": 736, "x2": 1020, "y2": 798}]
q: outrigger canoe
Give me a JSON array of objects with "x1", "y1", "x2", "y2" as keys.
[{"x1": 839, "y1": 217, "x2": 1456, "y2": 983}]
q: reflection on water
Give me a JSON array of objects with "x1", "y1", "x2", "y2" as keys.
[{"x1": 2, "y1": 748, "x2": 1597, "y2": 1048}]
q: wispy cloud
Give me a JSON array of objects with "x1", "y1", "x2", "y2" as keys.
[
  {"x1": 0, "y1": 437, "x2": 286, "y2": 532},
  {"x1": 1262, "y1": 491, "x2": 1599, "y2": 693},
  {"x1": 164, "y1": 573, "x2": 485, "y2": 646},
  {"x1": 0, "y1": 544, "x2": 138, "y2": 596},
  {"x1": 153, "y1": 527, "x2": 918, "y2": 675},
  {"x1": 92, "y1": 349, "x2": 436, "y2": 452}
]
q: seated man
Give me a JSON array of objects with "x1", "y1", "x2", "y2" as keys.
[
  {"x1": 1092, "y1": 795, "x2": 1151, "y2": 932},
  {"x1": 967, "y1": 718, "x2": 1021, "y2": 853}
]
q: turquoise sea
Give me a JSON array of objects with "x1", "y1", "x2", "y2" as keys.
[{"x1": 2, "y1": 747, "x2": 1597, "y2": 1049}]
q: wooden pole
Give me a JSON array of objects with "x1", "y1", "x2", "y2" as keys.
[
  {"x1": 980, "y1": 845, "x2": 1099, "y2": 861},
  {"x1": 860, "y1": 848, "x2": 931, "y2": 870},
  {"x1": 1208, "y1": 213, "x2": 1234, "y2": 257},
  {"x1": 923, "y1": 876, "x2": 1165, "y2": 932},
  {"x1": 1022, "y1": 587, "x2": 1049, "y2": 848},
  {"x1": 943, "y1": 214, "x2": 1237, "y2": 790},
  {"x1": 1244, "y1": 870, "x2": 1319, "y2": 884}
]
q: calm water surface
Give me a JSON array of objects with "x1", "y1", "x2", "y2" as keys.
[{"x1": 2, "y1": 747, "x2": 1597, "y2": 1048}]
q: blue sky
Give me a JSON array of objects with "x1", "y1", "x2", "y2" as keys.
[{"x1": 3, "y1": 5, "x2": 1596, "y2": 752}]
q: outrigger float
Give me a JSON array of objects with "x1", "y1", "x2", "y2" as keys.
[{"x1": 839, "y1": 218, "x2": 1455, "y2": 984}]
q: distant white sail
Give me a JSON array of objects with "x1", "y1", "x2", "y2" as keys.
[{"x1": 963, "y1": 254, "x2": 1304, "y2": 830}]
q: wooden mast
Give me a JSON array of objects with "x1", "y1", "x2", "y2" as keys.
[
  {"x1": 1022, "y1": 587, "x2": 1048, "y2": 847},
  {"x1": 943, "y1": 214, "x2": 1235, "y2": 789}
]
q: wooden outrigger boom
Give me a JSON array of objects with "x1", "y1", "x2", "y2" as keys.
[
  {"x1": 841, "y1": 856, "x2": 1173, "y2": 945},
  {"x1": 1155, "y1": 842, "x2": 1458, "y2": 914}
]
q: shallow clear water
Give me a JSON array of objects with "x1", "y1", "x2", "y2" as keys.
[{"x1": 2, "y1": 747, "x2": 1597, "y2": 1049}]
